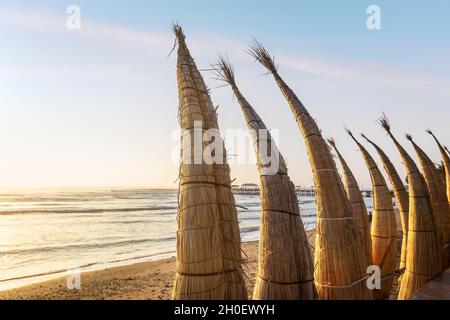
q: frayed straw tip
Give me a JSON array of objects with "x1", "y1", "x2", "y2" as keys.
[
  {"x1": 326, "y1": 137, "x2": 336, "y2": 147},
  {"x1": 214, "y1": 54, "x2": 235, "y2": 85},
  {"x1": 378, "y1": 114, "x2": 391, "y2": 132},
  {"x1": 344, "y1": 127, "x2": 354, "y2": 138},
  {"x1": 172, "y1": 23, "x2": 185, "y2": 41},
  {"x1": 247, "y1": 39, "x2": 277, "y2": 73}
]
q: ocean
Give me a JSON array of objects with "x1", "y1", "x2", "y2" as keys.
[{"x1": 0, "y1": 189, "x2": 374, "y2": 291}]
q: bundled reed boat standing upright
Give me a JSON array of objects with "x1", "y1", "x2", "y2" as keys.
[
  {"x1": 380, "y1": 115, "x2": 441, "y2": 300},
  {"x1": 171, "y1": 25, "x2": 247, "y2": 300},
  {"x1": 427, "y1": 130, "x2": 450, "y2": 256},
  {"x1": 407, "y1": 135, "x2": 450, "y2": 269},
  {"x1": 249, "y1": 41, "x2": 372, "y2": 300},
  {"x1": 347, "y1": 130, "x2": 397, "y2": 300},
  {"x1": 327, "y1": 138, "x2": 371, "y2": 265},
  {"x1": 214, "y1": 56, "x2": 316, "y2": 300},
  {"x1": 362, "y1": 134, "x2": 409, "y2": 281}
]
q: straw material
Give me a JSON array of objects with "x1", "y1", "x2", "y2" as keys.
[
  {"x1": 172, "y1": 25, "x2": 247, "y2": 300},
  {"x1": 327, "y1": 138, "x2": 372, "y2": 265},
  {"x1": 214, "y1": 56, "x2": 316, "y2": 300},
  {"x1": 249, "y1": 41, "x2": 372, "y2": 300},
  {"x1": 407, "y1": 135, "x2": 450, "y2": 269},
  {"x1": 379, "y1": 115, "x2": 441, "y2": 300},
  {"x1": 428, "y1": 130, "x2": 450, "y2": 255},
  {"x1": 347, "y1": 130, "x2": 397, "y2": 300},
  {"x1": 362, "y1": 134, "x2": 409, "y2": 279}
]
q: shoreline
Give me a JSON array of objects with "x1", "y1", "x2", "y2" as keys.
[
  {"x1": 0, "y1": 250, "x2": 178, "y2": 293},
  {"x1": 0, "y1": 230, "x2": 316, "y2": 300},
  {"x1": 0, "y1": 241, "x2": 260, "y2": 300},
  {"x1": 0, "y1": 210, "x2": 402, "y2": 300}
]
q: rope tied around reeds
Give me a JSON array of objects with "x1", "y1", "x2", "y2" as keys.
[
  {"x1": 171, "y1": 283, "x2": 225, "y2": 298},
  {"x1": 379, "y1": 114, "x2": 442, "y2": 299},
  {"x1": 328, "y1": 136, "x2": 373, "y2": 268},
  {"x1": 179, "y1": 179, "x2": 232, "y2": 189},
  {"x1": 313, "y1": 168, "x2": 339, "y2": 173},
  {"x1": 363, "y1": 131, "x2": 409, "y2": 291},
  {"x1": 261, "y1": 208, "x2": 300, "y2": 217},
  {"x1": 246, "y1": 38, "x2": 373, "y2": 299},
  {"x1": 256, "y1": 275, "x2": 315, "y2": 286},
  {"x1": 348, "y1": 125, "x2": 399, "y2": 299},
  {"x1": 173, "y1": 24, "x2": 247, "y2": 300},
  {"x1": 215, "y1": 54, "x2": 317, "y2": 299},
  {"x1": 407, "y1": 132, "x2": 450, "y2": 268},
  {"x1": 316, "y1": 274, "x2": 370, "y2": 289},
  {"x1": 317, "y1": 217, "x2": 354, "y2": 221}
]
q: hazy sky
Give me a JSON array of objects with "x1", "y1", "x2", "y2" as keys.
[{"x1": 1, "y1": 0, "x2": 450, "y2": 189}]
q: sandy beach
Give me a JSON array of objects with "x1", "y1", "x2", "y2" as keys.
[
  {"x1": 0, "y1": 211, "x2": 403, "y2": 300},
  {"x1": 0, "y1": 230, "x2": 317, "y2": 300},
  {"x1": 0, "y1": 241, "x2": 258, "y2": 300}
]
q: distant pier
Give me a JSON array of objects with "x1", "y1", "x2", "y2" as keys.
[
  {"x1": 232, "y1": 184, "x2": 377, "y2": 198},
  {"x1": 232, "y1": 187, "x2": 260, "y2": 196}
]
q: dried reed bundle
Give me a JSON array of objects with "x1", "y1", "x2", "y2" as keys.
[
  {"x1": 379, "y1": 115, "x2": 441, "y2": 300},
  {"x1": 214, "y1": 56, "x2": 316, "y2": 300},
  {"x1": 249, "y1": 41, "x2": 372, "y2": 300},
  {"x1": 327, "y1": 138, "x2": 371, "y2": 265},
  {"x1": 172, "y1": 25, "x2": 247, "y2": 300},
  {"x1": 427, "y1": 130, "x2": 450, "y2": 213},
  {"x1": 407, "y1": 134, "x2": 450, "y2": 269},
  {"x1": 361, "y1": 134, "x2": 409, "y2": 278},
  {"x1": 347, "y1": 129, "x2": 397, "y2": 300}
]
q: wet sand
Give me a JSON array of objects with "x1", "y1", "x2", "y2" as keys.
[
  {"x1": 0, "y1": 211, "x2": 403, "y2": 300},
  {"x1": 0, "y1": 241, "x2": 260, "y2": 300}
]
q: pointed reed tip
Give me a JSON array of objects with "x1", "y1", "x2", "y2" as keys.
[
  {"x1": 360, "y1": 132, "x2": 368, "y2": 140},
  {"x1": 344, "y1": 126, "x2": 354, "y2": 138},
  {"x1": 326, "y1": 137, "x2": 336, "y2": 148},
  {"x1": 405, "y1": 134, "x2": 413, "y2": 142},
  {"x1": 345, "y1": 127, "x2": 363, "y2": 146},
  {"x1": 378, "y1": 113, "x2": 391, "y2": 132},
  {"x1": 172, "y1": 23, "x2": 185, "y2": 41},
  {"x1": 247, "y1": 39, "x2": 277, "y2": 74},
  {"x1": 213, "y1": 53, "x2": 236, "y2": 86},
  {"x1": 360, "y1": 133, "x2": 373, "y2": 146},
  {"x1": 168, "y1": 23, "x2": 185, "y2": 57},
  {"x1": 426, "y1": 129, "x2": 440, "y2": 143}
]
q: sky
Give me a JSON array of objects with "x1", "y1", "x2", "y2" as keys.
[{"x1": 0, "y1": 0, "x2": 450, "y2": 189}]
